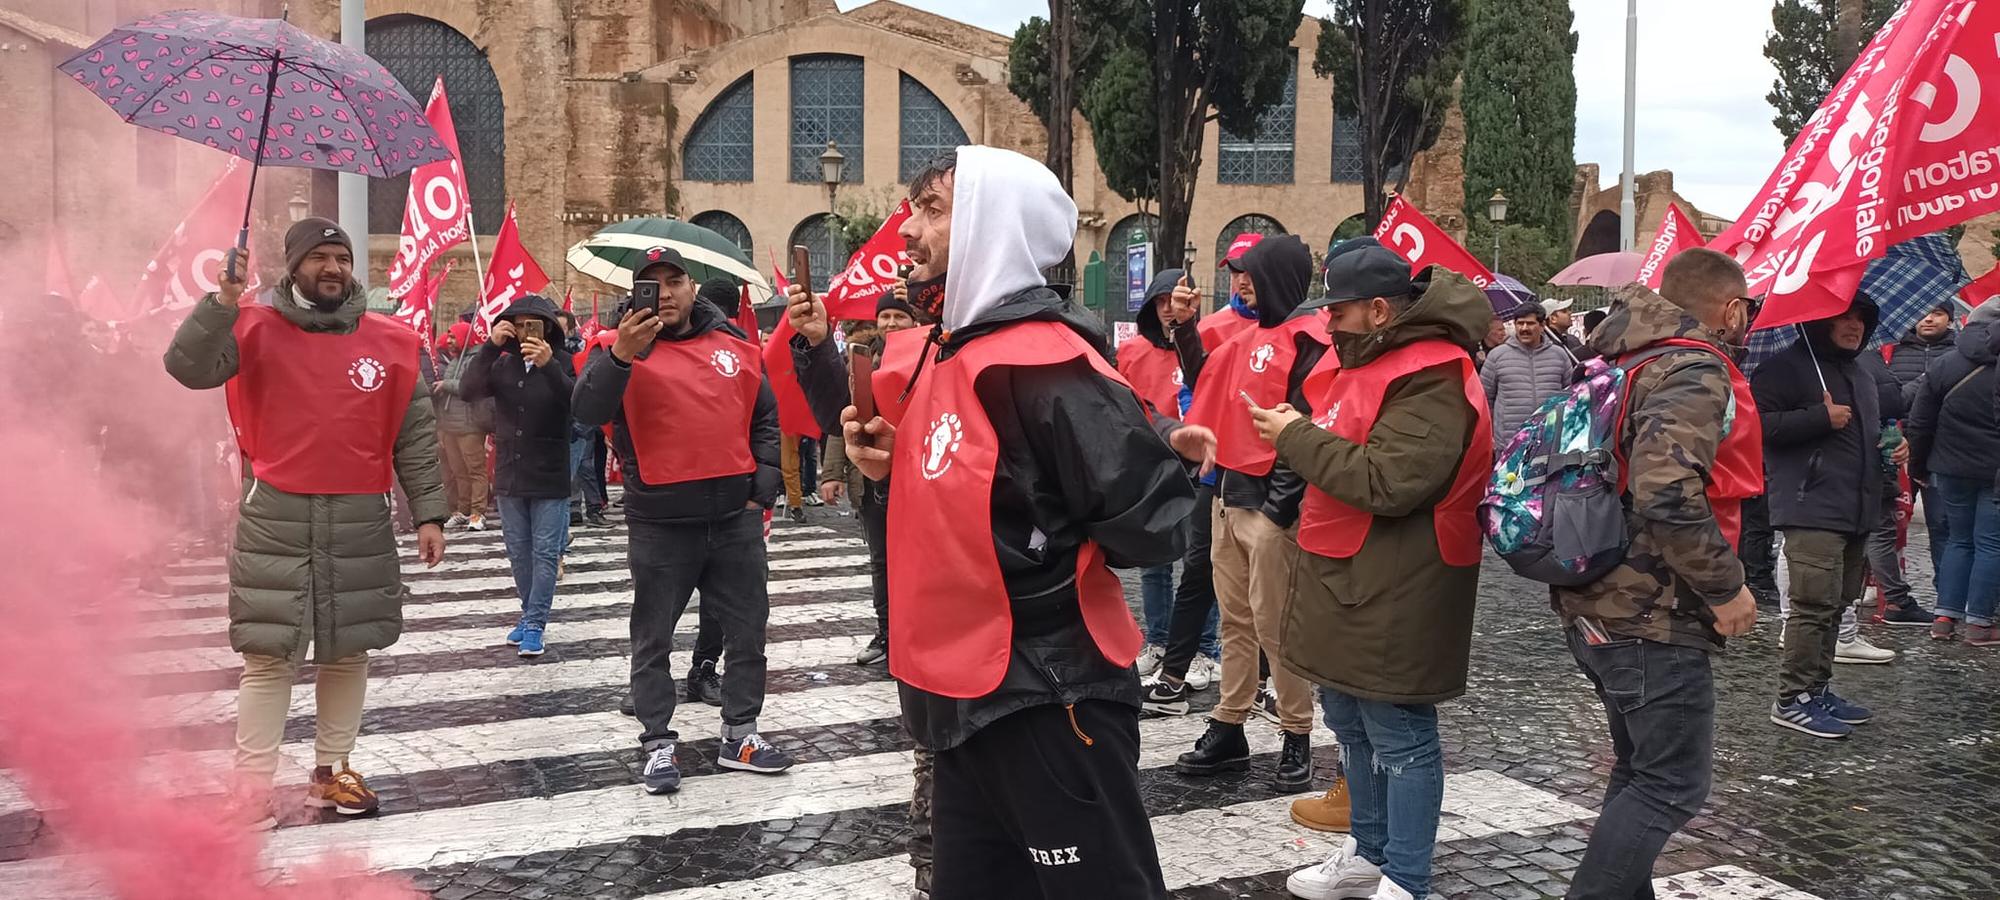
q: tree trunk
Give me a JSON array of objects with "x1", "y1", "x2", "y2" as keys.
[
  {"x1": 1154, "y1": 0, "x2": 1197, "y2": 271},
  {"x1": 1832, "y1": 0, "x2": 1865, "y2": 74},
  {"x1": 1047, "y1": 0, "x2": 1075, "y2": 192},
  {"x1": 1358, "y1": 0, "x2": 1389, "y2": 229}
]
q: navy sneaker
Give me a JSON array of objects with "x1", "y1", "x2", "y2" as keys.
[
  {"x1": 505, "y1": 624, "x2": 527, "y2": 646},
  {"x1": 1809, "y1": 685, "x2": 1872, "y2": 724},
  {"x1": 718, "y1": 733, "x2": 796, "y2": 774},
  {"x1": 642, "y1": 742, "x2": 682, "y2": 794},
  {"x1": 1876, "y1": 602, "x2": 1933, "y2": 626},
  {"x1": 1771, "y1": 693, "x2": 1852, "y2": 739},
  {"x1": 517, "y1": 629, "x2": 545, "y2": 658}
]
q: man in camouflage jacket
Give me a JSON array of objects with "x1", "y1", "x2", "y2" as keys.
[{"x1": 1551, "y1": 249, "x2": 1760, "y2": 899}]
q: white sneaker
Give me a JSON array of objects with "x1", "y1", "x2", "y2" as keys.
[
  {"x1": 1835, "y1": 634, "x2": 1896, "y2": 664},
  {"x1": 1252, "y1": 679, "x2": 1282, "y2": 724},
  {"x1": 1136, "y1": 644, "x2": 1165, "y2": 676},
  {"x1": 467, "y1": 514, "x2": 486, "y2": 532},
  {"x1": 445, "y1": 513, "x2": 469, "y2": 528},
  {"x1": 1368, "y1": 878, "x2": 1414, "y2": 900},
  {"x1": 1286, "y1": 836, "x2": 1383, "y2": 899},
  {"x1": 1185, "y1": 655, "x2": 1221, "y2": 691}
]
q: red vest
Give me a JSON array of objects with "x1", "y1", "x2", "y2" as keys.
[
  {"x1": 224, "y1": 305, "x2": 419, "y2": 495},
  {"x1": 1198, "y1": 309, "x2": 1256, "y2": 352},
  {"x1": 871, "y1": 326, "x2": 931, "y2": 428},
  {"x1": 621, "y1": 329, "x2": 763, "y2": 485},
  {"x1": 1617, "y1": 339, "x2": 1765, "y2": 550},
  {"x1": 1183, "y1": 313, "x2": 1331, "y2": 476},
  {"x1": 1117, "y1": 336, "x2": 1184, "y2": 420},
  {"x1": 886, "y1": 320, "x2": 1143, "y2": 699},
  {"x1": 1295, "y1": 340, "x2": 1494, "y2": 565}
]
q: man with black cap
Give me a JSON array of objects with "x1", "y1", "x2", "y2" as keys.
[
  {"x1": 572, "y1": 245, "x2": 793, "y2": 794},
  {"x1": 1250, "y1": 238, "x2": 1493, "y2": 900},
  {"x1": 164, "y1": 220, "x2": 448, "y2": 826}
]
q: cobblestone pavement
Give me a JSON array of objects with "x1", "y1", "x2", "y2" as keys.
[{"x1": 2, "y1": 506, "x2": 1992, "y2": 900}]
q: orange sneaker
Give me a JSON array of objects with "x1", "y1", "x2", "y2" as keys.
[
  {"x1": 1289, "y1": 777, "x2": 1351, "y2": 833},
  {"x1": 306, "y1": 764, "x2": 380, "y2": 816}
]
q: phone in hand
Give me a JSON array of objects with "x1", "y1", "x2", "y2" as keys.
[
  {"x1": 848, "y1": 344, "x2": 877, "y2": 449},
  {"x1": 1239, "y1": 389, "x2": 1260, "y2": 409},
  {"x1": 632, "y1": 280, "x2": 660, "y2": 315},
  {"x1": 792, "y1": 245, "x2": 815, "y2": 298},
  {"x1": 519, "y1": 318, "x2": 544, "y2": 343}
]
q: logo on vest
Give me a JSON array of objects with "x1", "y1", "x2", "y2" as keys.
[
  {"x1": 710, "y1": 349, "x2": 742, "y2": 377},
  {"x1": 348, "y1": 357, "x2": 387, "y2": 392},
  {"x1": 919, "y1": 412, "x2": 963, "y2": 480},
  {"x1": 1170, "y1": 368, "x2": 1185, "y2": 386},
  {"x1": 1313, "y1": 401, "x2": 1341, "y2": 430},
  {"x1": 1248, "y1": 342, "x2": 1277, "y2": 373}
]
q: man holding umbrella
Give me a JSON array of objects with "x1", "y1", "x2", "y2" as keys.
[{"x1": 164, "y1": 221, "x2": 448, "y2": 825}]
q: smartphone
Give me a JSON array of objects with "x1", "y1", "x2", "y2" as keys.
[
  {"x1": 848, "y1": 344, "x2": 877, "y2": 448},
  {"x1": 1239, "y1": 389, "x2": 1260, "y2": 408},
  {"x1": 792, "y1": 245, "x2": 815, "y2": 298},
  {"x1": 632, "y1": 279, "x2": 660, "y2": 315},
  {"x1": 897, "y1": 262, "x2": 913, "y2": 281},
  {"x1": 519, "y1": 318, "x2": 544, "y2": 343}
]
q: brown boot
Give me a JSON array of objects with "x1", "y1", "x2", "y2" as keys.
[{"x1": 1289, "y1": 776, "x2": 1351, "y2": 832}]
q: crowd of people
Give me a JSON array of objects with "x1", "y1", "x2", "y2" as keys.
[{"x1": 15, "y1": 142, "x2": 1991, "y2": 900}]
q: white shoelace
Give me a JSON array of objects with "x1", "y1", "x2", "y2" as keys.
[
  {"x1": 738, "y1": 733, "x2": 775, "y2": 752},
  {"x1": 645, "y1": 744, "x2": 677, "y2": 770}
]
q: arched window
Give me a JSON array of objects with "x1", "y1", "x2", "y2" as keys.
[
  {"x1": 691, "y1": 210, "x2": 753, "y2": 256},
  {"x1": 789, "y1": 214, "x2": 842, "y2": 292},
  {"x1": 790, "y1": 55, "x2": 865, "y2": 184},
  {"x1": 683, "y1": 75, "x2": 754, "y2": 182},
  {"x1": 1213, "y1": 214, "x2": 1286, "y2": 305},
  {"x1": 1217, "y1": 55, "x2": 1296, "y2": 185},
  {"x1": 366, "y1": 15, "x2": 505, "y2": 233},
  {"x1": 899, "y1": 74, "x2": 968, "y2": 183}
]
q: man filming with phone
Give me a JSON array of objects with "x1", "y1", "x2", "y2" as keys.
[{"x1": 571, "y1": 245, "x2": 794, "y2": 795}]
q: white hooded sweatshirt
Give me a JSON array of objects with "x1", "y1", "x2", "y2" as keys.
[{"x1": 940, "y1": 146, "x2": 1079, "y2": 333}]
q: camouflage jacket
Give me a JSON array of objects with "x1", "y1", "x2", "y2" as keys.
[{"x1": 1551, "y1": 285, "x2": 1746, "y2": 652}]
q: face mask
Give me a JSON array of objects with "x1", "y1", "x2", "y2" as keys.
[{"x1": 908, "y1": 273, "x2": 946, "y2": 322}]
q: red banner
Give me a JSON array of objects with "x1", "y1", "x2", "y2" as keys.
[
  {"x1": 579, "y1": 292, "x2": 602, "y2": 341},
  {"x1": 824, "y1": 200, "x2": 913, "y2": 320},
  {"x1": 560, "y1": 287, "x2": 573, "y2": 312},
  {"x1": 1959, "y1": 264, "x2": 2000, "y2": 309},
  {"x1": 473, "y1": 201, "x2": 549, "y2": 342},
  {"x1": 132, "y1": 157, "x2": 259, "y2": 315},
  {"x1": 76, "y1": 275, "x2": 127, "y2": 323},
  {"x1": 391, "y1": 259, "x2": 452, "y2": 340},
  {"x1": 1638, "y1": 204, "x2": 1707, "y2": 289},
  {"x1": 736, "y1": 283, "x2": 761, "y2": 344},
  {"x1": 1712, "y1": 0, "x2": 2000, "y2": 329},
  {"x1": 763, "y1": 264, "x2": 824, "y2": 439},
  {"x1": 387, "y1": 77, "x2": 474, "y2": 299},
  {"x1": 1373, "y1": 196, "x2": 1497, "y2": 289}
]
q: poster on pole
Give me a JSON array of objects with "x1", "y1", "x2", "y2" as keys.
[{"x1": 1125, "y1": 235, "x2": 1153, "y2": 312}]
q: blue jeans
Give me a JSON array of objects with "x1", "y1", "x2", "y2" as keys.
[
  {"x1": 496, "y1": 496, "x2": 570, "y2": 630},
  {"x1": 1140, "y1": 564, "x2": 1175, "y2": 645},
  {"x1": 1318, "y1": 689, "x2": 1442, "y2": 898},
  {"x1": 1932, "y1": 474, "x2": 2000, "y2": 626},
  {"x1": 569, "y1": 436, "x2": 604, "y2": 514}
]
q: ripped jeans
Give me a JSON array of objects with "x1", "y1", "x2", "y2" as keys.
[{"x1": 1318, "y1": 689, "x2": 1442, "y2": 899}]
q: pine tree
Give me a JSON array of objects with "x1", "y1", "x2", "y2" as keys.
[
  {"x1": 1459, "y1": 0, "x2": 1576, "y2": 248},
  {"x1": 1765, "y1": 0, "x2": 1898, "y2": 145}
]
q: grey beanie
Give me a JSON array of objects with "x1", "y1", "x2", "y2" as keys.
[{"x1": 285, "y1": 217, "x2": 352, "y2": 275}]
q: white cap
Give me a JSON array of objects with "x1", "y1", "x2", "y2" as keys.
[{"x1": 1541, "y1": 298, "x2": 1574, "y2": 316}]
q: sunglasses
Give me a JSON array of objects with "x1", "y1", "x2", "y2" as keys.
[{"x1": 1736, "y1": 295, "x2": 1765, "y2": 324}]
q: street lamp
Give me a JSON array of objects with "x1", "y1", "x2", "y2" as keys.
[
  {"x1": 1183, "y1": 240, "x2": 1196, "y2": 272},
  {"x1": 288, "y1": 190, "x2": 311, "y2": 223},
  {"x1": 1486, "y1": 190, "x2": 1509, "y2": 273},
  {"x1": 819, "y1": 141, "x2": 846, "y2": 211}
]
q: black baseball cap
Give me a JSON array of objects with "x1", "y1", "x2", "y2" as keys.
[
  {"x1": 1302, "y1": 237, "x2": 1415, "y2": 309},
  {"x1": 632, "y1": 245, "x2": 689, "y2": 277}
]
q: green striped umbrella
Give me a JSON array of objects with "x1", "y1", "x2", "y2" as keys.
[{"x1": 566, "y1": 217, "x2": 772, "y2": 301}]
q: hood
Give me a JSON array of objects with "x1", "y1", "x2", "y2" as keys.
[
  {"x1": 1134, "y1": 267, "x2": 1185, "y2": 347},
  {"x1": 1798, "y1": 293, "x2": 1880, "y2": 362},
  {"x1": 1586, "y1": 282, "x2": 1738, "y2": 360},
  {"x1": 656, "y1": 291, "x2": 749, "y2": 343},
  {"x1": 1958, "y1": 320, "x2": 1999, "y2": 365},
  {"x1": 441, "y1": 321, "x2": 471, "y2": 351},
  {"x1": 272, "y1": 275, "x2": 369, "y2": 334},
  {"x1": 497, "y1": 294, "x2": 567, "y2": 343},
  {"x1": 1240, "y1": 235, "x2": 1312, "y2": 328},
  {"x1": 1332, "y1": 270, "x2": 1491, "y2": 368},
  {"x1": 942, "y1": 146, "x2": 1078, "y2": 333}
]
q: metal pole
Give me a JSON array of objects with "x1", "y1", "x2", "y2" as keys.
[
  {"x1": 339, "y1": 0, "x2": 369, "y2": 285},
  {"x1": 1493, "y1": 231, "x2": 1502, "y2": 273},
  {"x1": 1619, "y1": 0, "x2": 1638, "y2": 253}
]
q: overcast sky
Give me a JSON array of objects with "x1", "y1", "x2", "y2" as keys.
[{"x1": 838, "y1": 0, "x2": 1785, "y2": 221}]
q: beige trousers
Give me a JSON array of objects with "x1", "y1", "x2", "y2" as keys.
[
  {"x1": 1209, "y1": 504, "x2": 1314, "y2": 734},
  {"x1": 234, "y1": 652, "x2": 370, "y2": 780}
]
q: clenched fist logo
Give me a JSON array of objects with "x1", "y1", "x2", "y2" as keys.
[{"x1": 349, "y1": 357, "x2": 387, "y2": 392}]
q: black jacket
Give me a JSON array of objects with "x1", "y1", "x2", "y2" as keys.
[
  {"x1": 571, "y1": 299, "x2": 783, "y2": 522},
  {"x1": 1165, "y1": 236, "x2": 1325, "y2": 527},
  {"x1": 1751, "y1": 296, "x2": 1883, "y2": 534},
  {"x1": 460, "y1": 296, "x2": 576, "y2": 500},
  {"x1": 1908, "y1": 320, "x2": 2000, "y2": 482},
  {"x1": 1884, "y1": 326, "x2": 1956, "y2": 405}
]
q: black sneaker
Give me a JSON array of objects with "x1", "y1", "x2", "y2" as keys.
[
  {"x1": 854, "y1": 633, "x2": 888, "y2": 665},
  {"x1": 1175, "y1": 719, "x2": 1250, "y2": 775},
  {"x1": 1275, "y1": 731, "x2": 1313, "y2": 792},
  {"x1": 1142, "y1": 678, "x2": 1190, "y2": 716},
  {"x1": 570, "y1": 509, "x2": 584, "y2": 527},
  {"x1": 585, "y1": 510, "x2": 611, "y2": 528},
  {"x1": 1875, "y1": 602, "x2": 1934, "y2": 626},
  {"x1": 718, "y1": 732, "x2": 796, "y2": 774},
  {"x1": 685, "y1": 659, "x2": 723, "y2": 707},
  {"x1": 618, "y1": 694, "x2": 635, "y2": 717},
  {"x1": 788, "y1": 506, "x2": 808, "y2": 524}
]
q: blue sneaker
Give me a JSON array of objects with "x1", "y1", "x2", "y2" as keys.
[
  {"x1": 517, "y1": 629, "x2": 545, "y2": 658},
  {"x1": 717, "y1": 732, "x2": 796, "y2": 774},
  {"x1": 1771, "y1": 692, "x2": 1852, "y2": 739},
  {"x1": 642, "y1": 742, "x2": 681, "y2": 794},
  {"x1": 1809, "y1": 685, "x2": 1872, "y2": 724},
  {"x1": 505, "y1": 624, "x2": 526, "y2": 646}
]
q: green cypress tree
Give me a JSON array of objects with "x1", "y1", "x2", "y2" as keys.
[{"x1": 1460, "y1": 0, "x2": 1577, "y2": 250}]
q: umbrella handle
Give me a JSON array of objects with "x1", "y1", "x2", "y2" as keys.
[{"x1": 225, "y1": 227, "x2": 250, "y2": 283}]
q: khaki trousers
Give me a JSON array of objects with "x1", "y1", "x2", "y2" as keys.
[
  {"x1": 1210, "y1": 504, "x2": 1314, "y2": 733},
  {"x1": 235, "y1": 652, "x2": 370, "y2": 780},
  {"x1": 440, "y1": 432, "x2": 490, "y2": 517},
  {"x1": 781, "y1": 433, "x2": 804, "y2": 508}
]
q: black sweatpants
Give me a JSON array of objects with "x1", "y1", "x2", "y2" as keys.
[
  {"x1": 861, "y1": 480, "x2": 889, "y2": 637},
  {"x1": 627, "y1": 508, "x2": 769, "y2": 747},
  {"x1": 930, "y1": 701, "x2": 1166, "y2": 900}
]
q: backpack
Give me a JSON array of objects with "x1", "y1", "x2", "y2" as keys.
[{"x1": 1478, "y1": 345, "x2": 1693, "y2": 586}]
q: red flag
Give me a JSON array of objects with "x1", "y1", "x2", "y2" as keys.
[
  {"x1": 132, "y1": 157, "x2": 260, "y2": 315},
  {"x1": 763, "y1": 261, "x2": 824, "y2": 439},
  {"x1": 76, "y1": 275, "x2": 126, "y2": 323},
  {"x1": 560, "y1": 287, "x2": 574, "y2": 312},
  {"x1": 1712, "y1": 0, "x2": 2000, "y2": 329},
  {"x1": 736, "y1": 284, "x2": 761, "y2": 345},
  {"x1": 579, "y1": 292, "x2": 602, "y2": 341},
  {"x1": 44, "y1": 234, "x2": 74, "y2": 298},
  {"x1": 1959, "y1": 264, "x2": 2000, "y2": 309},
  {"x1": 1638, "y1": 204, "x2": 1707, "y2": 289},
  {"x1": 392, "y1": 259, "x2": 452, "y2": 339},
  {"x1": 473, "y1": 201, "x2": 549, "y2": 342},
  {"x1": 387, "y1": 77, "x2": 475, "y2": 299},
  {"x1": 824, "y1": 200, "x2": 914, "y2": 320},
  {"x1": 1373, "y1": 196, "x2": 1498, "y2": 289}
]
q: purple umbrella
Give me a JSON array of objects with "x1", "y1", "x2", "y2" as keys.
[
  {"x1": 1482, "y1": 273, "x2": 1539, "y2": 316},
  {"x1": 57, "y1": 9, "x2": 452, "y2": 278}
]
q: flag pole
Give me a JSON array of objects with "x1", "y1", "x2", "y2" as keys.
[
  {"x1": 1797, "y1": 324, "x2": 1831, "y2": 393},
  {"x1": 464, "y1": 205, "x2": 488, "y2": 293}
]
